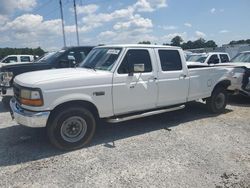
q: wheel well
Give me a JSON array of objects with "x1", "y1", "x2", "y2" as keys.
[
  {"x1": 47, "y1": 100, "x2": 99, "y2": 126},
  {"x1": 213, "y1": 80, "x2": 231, "y2": 91}
]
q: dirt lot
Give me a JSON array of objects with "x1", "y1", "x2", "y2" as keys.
[{"x1": 0, "y1": 96, "x2": 249, "y2": 188}]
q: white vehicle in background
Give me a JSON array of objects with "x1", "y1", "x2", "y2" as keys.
[
  {"x1": 183, "y1": 50, "x2": 193, "y2": 59},
  {"x1": 230, "y1": 51, "x2": 250, "y2": 67},
  {"x1": 0, "y1": 55, "x2": 35, "y2": 67},
  {"x1": 217, "y1": 51, "x2": 250, "y2": 96},
  {"x1": 187, "y1": 52, "x2": 230, "y2": 66}
]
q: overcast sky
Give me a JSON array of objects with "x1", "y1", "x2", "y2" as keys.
[{"x1": 0, "y1": 0, "x2": 250, "y2": 50}]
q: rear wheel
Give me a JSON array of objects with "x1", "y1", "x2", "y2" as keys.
[
  {"x1": 206, "y1": 87, "x2": 228, "y2": 113},
  {"x1": 47, "y1": 106, "x2": 96, "y2": 150}
]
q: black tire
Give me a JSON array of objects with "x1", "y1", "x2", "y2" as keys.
[
  {"x1": 2, "y1": 96, "x2": 12, "y2": 109},
  {"x1": 206, "y1": 87, "x2": 228, "y2": 113},
  {"x1": 47, "y1": 106, "x2": 96, "y2": 150}
]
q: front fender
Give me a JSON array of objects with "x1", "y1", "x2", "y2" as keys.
[
  {"x1": 215, "y1": 67, "x2": 244, "y2": 93},
  {"x1": 50, "y1": 93, "x2": 95, "y2": 110}
]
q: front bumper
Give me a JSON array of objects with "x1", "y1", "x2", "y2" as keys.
[
  {"x1": 10, "y1": 98, "x2": 50, "y2": 128},
  {"x1": 0, "y1": 86, "x2": 13, "y2": 97}
]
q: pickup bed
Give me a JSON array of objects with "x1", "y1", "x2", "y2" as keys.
[{"x1": 10, "y1": 44, "x2": 244, "y2": 150}]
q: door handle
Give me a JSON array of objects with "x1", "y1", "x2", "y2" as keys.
[
  {"x1": 129, "y1": 84, "x2": 135, "y2": 88},
  {"x1": 149, "y1": 76, "x2": 157, "y2": 81},
  {"x1": 179, "y1": 74, "x2": 187, "y2": 79}
]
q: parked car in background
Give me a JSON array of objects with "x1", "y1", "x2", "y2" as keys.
[
  {"x1": 0, "y1": 55, "x2": 35, "y2": 67},
  {"x1": 183, "y1": 50, "x2": 193, "y2": 59},
  {"x1": 187, "y1": 52, "x2": 230, "y2": 65},
  {"x1": 230, "y1": 51, "x2": 250, "y2": 64},
  {"x1": 0, "y1": 46, "x2": 94, "y2": 105},
  {"x1": 216, "y1": 51, "x2": 250, "y2": 96},
  {"x1": 10, "y1": 44, "x2": 244, "y2": 150}
]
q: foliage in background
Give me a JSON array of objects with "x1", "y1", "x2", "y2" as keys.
[
  {"x1": 0, "y1": 47, "x2": 45, "y2": 59},
  {"x1": 140, "y1": 37, "x2": 250, "y2": 50},
  {"x1": 229, "y1": 39, "x2": 250, "y2": 45},
  {"x1": 138, "y1": 41, "x2": 151, "y2": 44}
]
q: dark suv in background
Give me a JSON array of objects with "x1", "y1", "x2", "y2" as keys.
[{"x1": 0, "y1": 46, "x2": 94, "y2": 105}]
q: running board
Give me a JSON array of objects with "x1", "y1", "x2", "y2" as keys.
[{"x1": 106, "y1": 105, "x2": 185, "y2": 123}]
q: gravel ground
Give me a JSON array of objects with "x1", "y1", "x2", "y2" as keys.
[{"x1": 0, "y1": 96, "x2": 250, "y2": 188}]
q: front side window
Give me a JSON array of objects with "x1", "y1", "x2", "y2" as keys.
[
  {"x1": 208, "y1": 55, "x2": 219, "y2": 64},
  {"x1": 3, "y1": 56, "x2": 18, "y2": 63},
  {"x1": 118, "y1": 49, "x2": 152, "y2": 74},
  {"x1": 159, "y1": 50, "x2": 182, "y2": 71},
  {"x1": 20, "y1": 56, "x2": 31, "y2": 62},
  {"x1": 220, "y1": 54, "x2": 229, "y2": 63},
  {"x1": 80, "y1": 48, "x2": 122, "y2": 71}
]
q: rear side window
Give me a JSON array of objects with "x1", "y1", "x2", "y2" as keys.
[
  {"x1": 3, "y1": 56, "x2": 18, "y2": 63},
  {"x1": 220, "y1": 54, "x2": 229, "y2": 63},
  {"x1": 20, "y1": 56, "x2": 31, "y2": 62},
  {"x1": 118, "y1": 49, "x2": 152, "y2": 74},
  {"x1": 158, "y1": 50, "x2": 182, "y2": 71}
]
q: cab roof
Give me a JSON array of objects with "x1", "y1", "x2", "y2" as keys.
[{"x1": 96, "y1": 44, "x2": 181, "y2": 49}]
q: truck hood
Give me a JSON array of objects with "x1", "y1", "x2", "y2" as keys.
[
  {"x1": 0, "y1": 62, "x2": 32, "y2": 68},
  {"x1": 186, "y1": 61, "x2": 208, "y2": 66},
  {"x1": 216, "y1": 62, "x2": 250, "y2": 69},
  {"x1": 0, "y1": 61, "x2": 48, "y2": 73},
  {"x1": 14, "y1": 68, "x2": 112, "y2": 89}
]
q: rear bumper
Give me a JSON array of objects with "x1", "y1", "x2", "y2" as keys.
[{"x1": 10, "y1": 98, "x2": 50, "y2": 128}]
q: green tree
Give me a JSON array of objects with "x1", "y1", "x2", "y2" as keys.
[
  {"x1": 0, "y1": 47, "x2": 45, "y2": 59},
  {"x1": 181, "y1": 41, "x2": 194, "y2": 49},
  {"x1": 170, "y1": 36, "x2": 183, "y2": 46},
  {"x1": 138, "y1": 41, "x2": 151, "y2": 44},
  {"x1": 205, "y1": 40, "x2": 217, "y2": 48},
  {"x1": 229, "y1": 39, "x2": 250, "y2": 45}
]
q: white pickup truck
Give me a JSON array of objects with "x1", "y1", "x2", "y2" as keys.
[
  {"x1": 187, "y1": 52, "x2": 230, "y2": 66},
  {"x1": 10, "y1": 44, "x2": 244, "y2": 150},
  {"x1": 0, "y1": 55, "x2": 35, "y2": 67}
]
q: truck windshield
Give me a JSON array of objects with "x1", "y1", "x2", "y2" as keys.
[
  {"x1": 34, "y1": 52, "x2": 56, "y2": 63},
  {"x1": 35, "y1": 51, "x2": 64, "y2": 64},
  {"x1": 231, "y1": 52, "x2": 250, "y2": 63},
  {"x1": 80, "y1": 48, "x2": 122, "y2": 71},
  {"x1": 187, "y1": 55, "x2": 207, "y2": 63}
]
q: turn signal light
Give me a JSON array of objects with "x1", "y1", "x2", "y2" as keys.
[{"x1": 20, "y1": 98, "x2": 43, "y2": 106}]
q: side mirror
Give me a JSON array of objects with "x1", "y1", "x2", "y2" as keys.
[
  {"x1": 128, "y1": 64, "x2": 145, "y2": 76},
  {"x1": 134, "y1": 64, "x2": 145, "y2": 72},
  {"x1": 68, "y1": 55, "x2": 76, "y2": 67}
]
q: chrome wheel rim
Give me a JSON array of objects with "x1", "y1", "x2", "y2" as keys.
[
  {"x1": 215, "y1": 93, "x2": 225, "y2": 109},
  {"x1": 60, "y1": 116, "x2": 87, "y2": 143}
]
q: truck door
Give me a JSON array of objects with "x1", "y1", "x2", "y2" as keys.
[
  {"x1": 155, "y1": 49, "x2": 189, "y2": 107},
  {"x1": 112, "y1": 48, "x2": 158, "y2": 115}
]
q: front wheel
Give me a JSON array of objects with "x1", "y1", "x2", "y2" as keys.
[
  {"x1": 47, "y1": 106, "x2": 96, "y2": 150},
  {"x1": 206, "y1": 87, "x2": 228, "y2": 114}
]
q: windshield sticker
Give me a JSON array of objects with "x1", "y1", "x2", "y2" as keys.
[{"x1": 107, "y1": 49, "x2": 120, "y2": 55}]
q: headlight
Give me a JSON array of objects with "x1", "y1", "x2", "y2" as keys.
[
  {"x1": 0, "y1": 72, "x2": 13, "y2": 86},
  {"x1": 20, "y1": 88, "x2": 43, "y2": 106}
]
